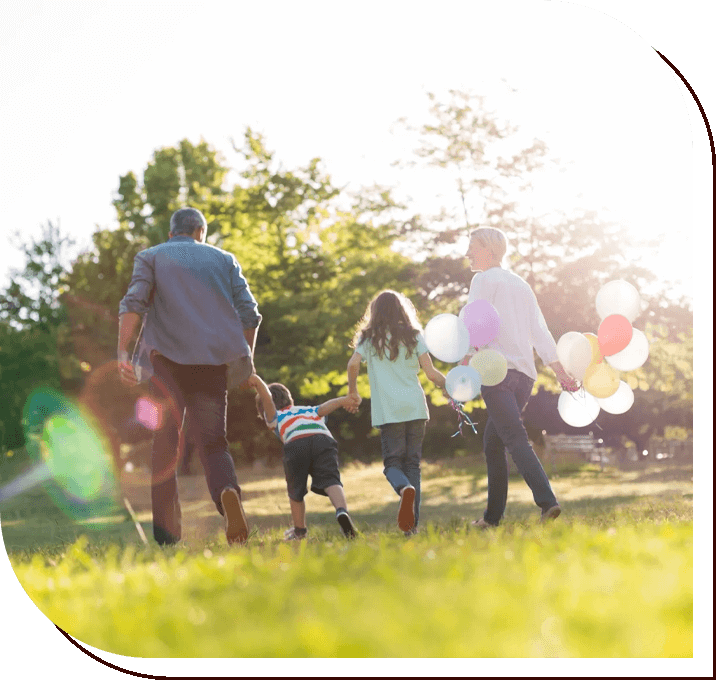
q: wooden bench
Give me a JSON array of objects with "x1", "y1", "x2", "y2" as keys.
[{"x1": 543, "y1": 433, "x2": 606, "y2": 471}]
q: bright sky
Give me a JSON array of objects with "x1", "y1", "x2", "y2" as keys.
[{"x1": 1, "y1": 0, "x2": 710, "y2": 303}]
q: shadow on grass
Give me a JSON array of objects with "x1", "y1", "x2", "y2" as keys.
[
  {"x1": 626, "y1": 465, "x2": 693, "y2": 485},
  {"x1": 4, "y1": 487, "x2": 693, "y2": 557},
  {"x1": 2, "y1": 459, "x2": 694, "y2": 556}
]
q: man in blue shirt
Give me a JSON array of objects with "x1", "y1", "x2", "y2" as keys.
[{"x1": 118, "y1": 207, "x2": 261, "y2": 546}]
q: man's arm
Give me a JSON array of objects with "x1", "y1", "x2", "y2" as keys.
[
  {"x1": 118, "y1": 312, "x2": 142, "y2": 358},
  {"x1": 117, "y1": 250, "x2": 154, "y2": 384},
  {"x1": 117, "y1": 312, "x2": 142, "y2": 385},
  {"x1": 244, "y1": 326, "x2": 258, "y2": 357},
  {"x1": 230, "y1": 257, "x2": 262, "y2": 340}
]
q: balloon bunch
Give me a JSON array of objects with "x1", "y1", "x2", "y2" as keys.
[
  {"x1": 424, "y1": 299, "x2": 506, "y2": 436},
  {"x1": 556, "y1": 280, "x2": 649, "y2": 428}
]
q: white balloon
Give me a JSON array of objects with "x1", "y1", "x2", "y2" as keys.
[
  {"x1": 556, "y1": 332, "x2": 593, "y2": 381},
  {"x1": 424, "y1": 314, "x2": 471, "y2": 363},
  {"x1": 445, "y1": 365, "x2": 482, "y2": 402},
  {"x1": 596, "y1": 280, "x2": 641, "y2": 323},
  {"x1": 557, "y1": 390, "x2": 600, "y2": 427},
  {"x1": 604, "y1": 328, "x2": 649, "y2": 372},
  {"x1": 597, "y1": 381, "x2": 635, "y2": 414}
]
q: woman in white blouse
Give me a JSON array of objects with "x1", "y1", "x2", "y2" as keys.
[{"x1": 464, "y1": 227, "x2": 577, "y2": 528}]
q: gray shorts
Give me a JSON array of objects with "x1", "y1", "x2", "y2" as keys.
[{"x1": 283, "y1": 434, "x2": 342, "y2": 501}]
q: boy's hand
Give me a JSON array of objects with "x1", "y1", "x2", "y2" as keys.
[
  {"x1": 344, "y1": 393, "x2": 361, "y2": 413},
  {"x1": 246, "y1": 373, "x2": 261, "y2": 389}
]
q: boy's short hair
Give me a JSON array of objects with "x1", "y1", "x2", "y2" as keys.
[
  {"x1": 469, "y1": 227, "x2": 508, "y2": 262},
  {"x1": 255, "y1": 382, "x2": 294, "y2": 421},
  {"x1": 268, "y1": 383, "x2": 293, "y2": 410}
]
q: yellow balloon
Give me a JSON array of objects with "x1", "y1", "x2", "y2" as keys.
[
  {"x1": 583, "y1": 332, "x2": 603, "y2": 367},
  {"x1": 583, "y1": 361, "x2": 620, "y2": 399},
  {"x1": 469, "y1": 349, "x2": 508, "y2": 386}
]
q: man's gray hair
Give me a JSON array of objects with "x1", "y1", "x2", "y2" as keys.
[{"x1": 170, "y1": 207, "x2": 207, "y2": 236}]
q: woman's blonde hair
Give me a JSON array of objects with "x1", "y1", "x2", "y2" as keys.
[{"x1": 469, "y1": 227, "x2": 508, "y2": 263}]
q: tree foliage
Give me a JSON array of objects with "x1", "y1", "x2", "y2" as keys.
[
  {"x1": 0, "y1": 93, "x2": 693, "y2": 463},
  {"x1": 0, "y1": 223, "x2": 77, "y2": 456}
]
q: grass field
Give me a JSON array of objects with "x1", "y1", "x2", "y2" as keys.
[{"x1": 1, "y1": 457, "x2": 694, "y2": 658}]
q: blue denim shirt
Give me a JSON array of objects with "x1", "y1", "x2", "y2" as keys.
[{"x1": 119, "y1": 235, "x2": 261, "y2": 367}]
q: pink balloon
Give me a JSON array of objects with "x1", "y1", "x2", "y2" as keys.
[
  {"x1": 598, "y1": 314, "x2": 633, "y2": 357},
  {"x1": 461, "y1": 300, "x2": 500, "y2": 348}
]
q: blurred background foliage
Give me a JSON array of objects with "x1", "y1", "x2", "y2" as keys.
[{"x1": 0, "y1": 91, "x2": 692, "y2": 472}]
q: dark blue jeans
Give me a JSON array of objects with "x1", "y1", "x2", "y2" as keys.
[
  {"x1": 149, "y1": 354, "x2": 241, "y2": 545},
  {"x1": 379, "y1": 419, "x2": 426, "y2": 527},
  {"x1": 481, "y1": 369, "x2": 557, "y2": 525}
]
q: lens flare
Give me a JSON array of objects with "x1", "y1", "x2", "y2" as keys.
[
  {"x1": 20, "y1": 387, "x2": 119, "y2": 522},
  {"x1": 135, "y1": 396, "x2": 163, "y2": 431}
]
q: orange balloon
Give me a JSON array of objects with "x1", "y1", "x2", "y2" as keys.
[
  {"x1": 598, "y1": 314, "x2": 633, "y2": 356},
  {"x1": 583, "y1": 332, "x2": 602, "y2": 366}
]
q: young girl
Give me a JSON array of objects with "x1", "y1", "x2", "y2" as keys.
[{"x1": 347, "y1": 290, "x2": 446, "y2": 535}]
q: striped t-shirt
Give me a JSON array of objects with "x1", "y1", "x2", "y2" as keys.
[{"x1": 267, "y1": 406, "x2": 334, "y2": 445}]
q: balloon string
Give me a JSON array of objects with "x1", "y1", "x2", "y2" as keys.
[{"x1": 449, "y1": 398, "x2": 479, "y2": 437}]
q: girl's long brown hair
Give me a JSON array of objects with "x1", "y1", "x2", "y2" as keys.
[{"x1": 353, "y1": 290, "x2": 422, "y2": 361}]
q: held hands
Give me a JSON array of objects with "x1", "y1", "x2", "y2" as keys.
[
  {"x1": 343, "y1": 392, "x2": 362, "y2": 414},
  {"x1": 245, "y1": 373, "x2": 261, "y2": 389}
]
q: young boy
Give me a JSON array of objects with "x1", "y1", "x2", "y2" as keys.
[{"x1": 248, "y1": 374, "x2": 359, "y2": 540}]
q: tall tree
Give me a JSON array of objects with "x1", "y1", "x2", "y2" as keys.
[
  {"x1": 397, "y1": 90, "x2": 692, "y2": 367},
  {"x1": 0, "y1": 222, "x2": 78, "y2": 453}
]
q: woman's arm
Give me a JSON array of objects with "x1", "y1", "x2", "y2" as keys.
[
  {"x1": 246, "y1": 374, "x2": 277, "y2": 423},
  {"x1": 549, "y1": 361, "x2": 580, "y2": 392}
]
